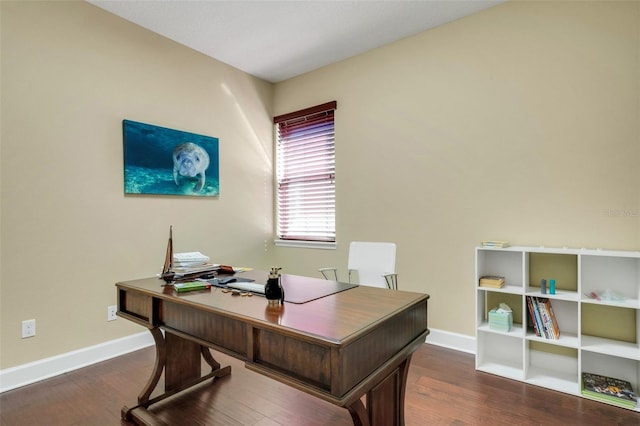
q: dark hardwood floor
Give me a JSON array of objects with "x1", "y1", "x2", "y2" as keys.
[{"x1": 1, "y1": 343, "x2": 638, "y2": 425}]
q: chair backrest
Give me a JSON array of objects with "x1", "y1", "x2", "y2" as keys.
[{"x1": 347, "y1": 241, "x2": 396, "y2": 288}]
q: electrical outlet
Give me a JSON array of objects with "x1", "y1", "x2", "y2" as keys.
[
  {"x1": 22, "y1": 319, "x2": 36, "y2": 338},
  {"x1": 107, "y1": 305, "x2": 118, "y2": 321}
]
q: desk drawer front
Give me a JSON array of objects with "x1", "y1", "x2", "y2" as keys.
[
  {"x1": 118, "y1": 289, "x2": 153, "y2": 324},
  {"x1": 253, "y1": 328, "x2": 331, "y2": 392},
  {"x1": 162, "y1": 302, "x2": 247, "y2": 357},
  {"x1": 339, "y1": 300, "x2": 428, "y2": 395}
]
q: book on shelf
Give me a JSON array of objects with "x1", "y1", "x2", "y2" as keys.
[
  {"x1": 526, "y1": 296, "x2": 540, "y2": 336},
  {"x1": 541, "y1": 298, "x2": 561, "y2": 338},
  {"x1": 526, "y1": 296, "x2": 560, "y2": 339},
  {"x1": 479, "y1": 276, "x2": 505, "y2": 288},
  {"x1": 539, "y1": 297, "x2": 556, "y2": 338},
  {"x1": 481, "y1": 240, "x2": 510, "y2": 248},
  {"x1": 582, "y1": 391, "x2": 637, "y2": 409},
  {"x1": 532, "y1": 296, "x2": 549, "y2": 338},
  {"x1": 581, "y1": 372, "x2": 637, "y2": 408}
]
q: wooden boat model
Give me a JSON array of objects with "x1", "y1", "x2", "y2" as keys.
[{"x1": 160, "y1": 226, "x2": 175, "y2": 283}]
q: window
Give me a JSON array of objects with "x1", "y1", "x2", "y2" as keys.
[{"x1": 274, "y1": 101, "x2": 337, "y2": 245}]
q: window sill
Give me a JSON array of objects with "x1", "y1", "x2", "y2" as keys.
[{"x1": 274, "y1": 240, "x2": 337, "y2": 250}]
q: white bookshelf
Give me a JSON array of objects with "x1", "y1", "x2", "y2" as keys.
[{"x1": 475, "y1": 246, "x2": 640, "y2": 412}]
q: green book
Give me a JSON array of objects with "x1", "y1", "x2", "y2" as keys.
[
  {"x1": 581, "y1": 372, "x2": 637, "y2": 408},
  {"x1": 174, "y1": 281, "x2": 210, "y2": 293},
  {"x1": 581, "y1": 390, "x2": 636, "y2": 408}
]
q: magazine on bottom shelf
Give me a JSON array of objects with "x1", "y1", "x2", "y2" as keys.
[{"x1": 581, "y1": 372, "x2": 637, "y2": 408}]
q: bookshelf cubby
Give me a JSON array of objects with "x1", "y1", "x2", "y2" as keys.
[{"x1": 476, "y1": 246, "x2": 640, "y2": 411}]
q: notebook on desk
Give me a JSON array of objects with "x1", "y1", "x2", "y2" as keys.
[
  {"x1": 205, "y1": 277, "x2": 265, "y2": 294},
  {"x1": 227, "y1": 280, "x2": 265, "y2": 294},
  {"x1": 206, "y1": 275, "x2": 358, "y2": 303}
]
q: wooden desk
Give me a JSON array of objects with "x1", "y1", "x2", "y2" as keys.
[{"x1": 116, "y1": 270, "x2": 429, "y2": 426}]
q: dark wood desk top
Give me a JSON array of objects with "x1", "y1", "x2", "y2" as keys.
[{"x1": 117, "y1": 270, "x2": 429, "y2": 346}]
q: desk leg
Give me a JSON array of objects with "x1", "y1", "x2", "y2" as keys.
[
  {"x1": 347, "y1": 355, "x2": 412, "y2": 426},
  {"x1": 164, "y1": 331, "x2": 201, "y2": 390},
  {"x1": 138, "y1": 328, "x2": 165, "y2": 403},
  {"x1": 121, "y1": 328, "x2": 231, "y2": 425}
]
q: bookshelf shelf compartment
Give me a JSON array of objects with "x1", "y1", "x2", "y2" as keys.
[
  {"x1": 581, "y1": 297, "x2": 640, "y2": 310},
  {"x1": 476, "y1": 331, "x2": 523, "y2": 381},
  {"x1": 581, "y1": 335, "x2": 640, "y2": 361},
  {"x1": 526, "y1": 366, "x2": 579, "y2": 395},
  {"x1": 525, "y1": 344, "x2": 579, "y2": 395},
  {"x1": 525, "y1": 331, "x2": 579, "y2": 349},
  {"x1": 478, "y1": 285, "x2": 524, "y2": 295},
  {"x1": 525, "y1": 289, "x2": 579, "y2": 302},
  {"x1": 478, "y1": 322, "x2": 524, "y2": 337},
  {"x1": 476, "y1": 246, "x2": 640, "y2": 412},
  {"x1": 581, "y1": 351, "x2": 639, "y2": 410},
  {"x1": 477, "y1": 362, "x2": 523, "y2": 382}
]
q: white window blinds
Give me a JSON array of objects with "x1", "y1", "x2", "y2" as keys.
[{"x1": 274, "y1": 101, "x2": 336, "y2": 242}]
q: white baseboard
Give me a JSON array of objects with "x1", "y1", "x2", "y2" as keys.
[
  {"x1": 0, "y1": 328, "x2": 475, "y2": 394},
  {"x1": 0, "y1": 331, "x2": 154, "y2": 393},
  {"x1": 425, "y1": 328, "x2": 476, "y2": 354}
]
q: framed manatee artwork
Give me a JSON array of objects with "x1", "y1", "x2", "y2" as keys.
[{"x1": 123, "y1": 120, "x2": 219, "y2": 197}]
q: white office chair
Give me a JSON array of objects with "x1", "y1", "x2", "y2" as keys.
[{"x1": 319, "y1": 241, "x2": 398, "y2": 289}]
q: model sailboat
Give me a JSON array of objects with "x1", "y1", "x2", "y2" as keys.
[{"x1": 160, "y1": 226, "x2": 175, "y2": 283}]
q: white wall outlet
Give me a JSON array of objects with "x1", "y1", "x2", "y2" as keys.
[
  {"x1": 21, "y1": 319, "x2": 36, "y2": 338},
  {"x1": 107, "y1": 305, "x2": 118, "y2": 321}
]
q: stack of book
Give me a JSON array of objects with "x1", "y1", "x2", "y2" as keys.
[
  {"x1": 581, "y1": 372, "x2": 637, "y2": 409},
  {"x1": 526, "y1": 296, "x2": 560, "y2": 339},
  {"x1": 172, "y1": 252, "x2": 219, "y2": 275},
  {"x1": 479, "y1": 276, "x2": 505, "y2": 288},
  {"x1": 481, "y1": 240, "x2": 510, "y2": 248},
  {"x1": 173, "y1": 251, "x2": 210, "y2": 266}
]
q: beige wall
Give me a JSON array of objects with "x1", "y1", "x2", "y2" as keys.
[
  {"x1": 273, "y1": 1, "x2": 640, "y2": 335},
  {"x1": 1, "y1": 0, "x2": 638, "y2": 371},
  {"x1": 0, "y1": 1, "x2": 274, "y2": 368}
]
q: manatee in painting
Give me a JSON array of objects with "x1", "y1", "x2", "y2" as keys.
[{"x1": 172, "y1": 142, "x2": 210, "y2": 192}]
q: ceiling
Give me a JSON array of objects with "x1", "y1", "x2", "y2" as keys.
[{"x1": 88, "y1": 0, "x2": 503, "y2": 83}]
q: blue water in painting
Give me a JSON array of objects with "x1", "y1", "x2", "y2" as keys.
[{"x1": 123, "y1": 120, "x2": 219, "y2": 197}]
